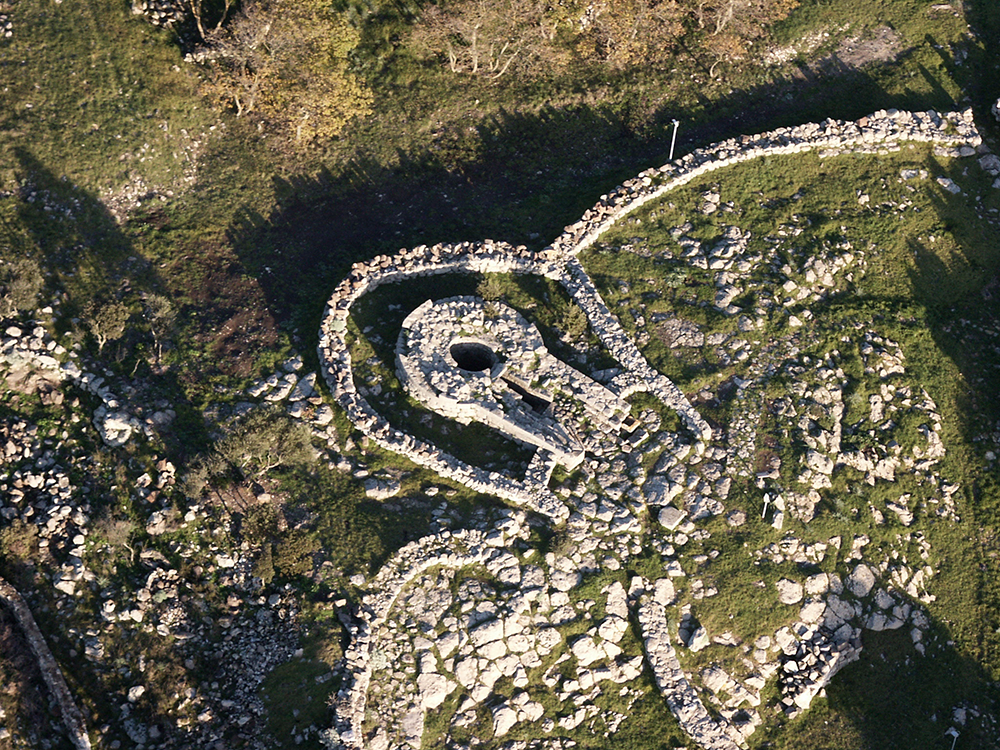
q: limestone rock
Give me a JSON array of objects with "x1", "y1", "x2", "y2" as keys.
[
  {"x1": 688, "y1": 625, "x2": 710, "y2": 652},
  {"x1": 417, "y1": 673, "x2": 455, "y2": 711},
  {"x1": 658, "y1": 505, "x2": 686, "y2": 531},
  {"x1": 846, "y1": 564, "x2": 876, "y2": 598},
  {"x1": 571, "y1": 636, "x2": 605, "y2": 667},
  {"x1": 776, "y1": 578, "x2": 804, "y2": 605}
]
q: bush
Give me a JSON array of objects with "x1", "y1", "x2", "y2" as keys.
[
  {"x1": 0, "y1": 257, "x2": 43, "y2": 318},
  {"x1": 182, "y1": 405, "x2": 316, "y2": 499},
  {"x1": 201, "y1": 0, "x2": 373, "y2": 146},
  {"x1": 272, "y1": 529, "x2": 320, "y2": 579},
  {"x1": 0, "y1": 520, "x2": 38, "y2": 563},
  {"x1": 83, "y1": 297, "x2": 131, "y2": 354}
]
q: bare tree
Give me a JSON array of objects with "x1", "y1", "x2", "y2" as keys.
[
  {"x1": 410, "y1": 0, "x2": 558, "y2": 80},
  {"x1": 143, "y1": 293, "x2": 176, "y2": 364},
  {"x1": 183, "y1": 0, "x2": 237, "y2": 42},
  {"x1": 690, "y1": 0, "x2": 799, "y2": 75}
]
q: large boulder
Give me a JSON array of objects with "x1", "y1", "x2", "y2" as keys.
[
  {"x1": 417, "y1": 673, "x2": 455, "y2": 711},
  {"x1": 847, "y1": 564, "x2": 876, "y2": 598},
  {"x1": 775, "y1": 578, "x2": 804, "y2": 605}
]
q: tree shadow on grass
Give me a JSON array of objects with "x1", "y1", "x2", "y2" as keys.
[
  {"x1": 755, "y1": 626, "x2": 998, "y2": 750},
  {"x1": 6, "y1": 148, "x2": 214, "y2": 456},
  {"x1": 227, "y1": 52, "x2": 961, "y2": 343}
]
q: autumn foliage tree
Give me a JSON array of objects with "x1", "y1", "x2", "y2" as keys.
[
  {"x1": 202, "y1": 0, "x2": 373, "y2": 144},
  {"x1": 579, "y1": 0, "x2": 685, "y2": 69},
  {"x1": 691, "y1": 0, "x2": 799, "y2": 74}
]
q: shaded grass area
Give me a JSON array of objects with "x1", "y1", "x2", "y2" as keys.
[
  {"x1": 755, "y1": 627, "x2": 997, "y2": 749},
  {"x1": 259, "y1": 607, "x2": 344, "y2": 749}
]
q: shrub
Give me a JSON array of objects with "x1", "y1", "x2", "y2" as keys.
[
  {"x1": 182, "y1": 405, "x2": 316, "y2": 499},
  {"x1": 272, "y1": 529, "x2": 320, "y2": 579},
  {"x1": 0, "y1": 520, "x2": 38, "y2": 562},
  {"x1": 0, "y1": 258, "x2": 43, "y2": 318}
]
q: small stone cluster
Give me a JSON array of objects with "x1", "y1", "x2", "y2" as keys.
[
  {"x1": 129, "y1": 0, "x2": 185, "y2": 28},
  {"x1": 1, "y1": 320, "x2": 173, "y2": 448}
]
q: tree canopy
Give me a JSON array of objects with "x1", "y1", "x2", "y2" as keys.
[{"x1": 202, "y1": 0, "x2": 374, "y2": 144}]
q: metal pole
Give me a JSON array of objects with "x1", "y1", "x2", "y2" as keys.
[{"x1": 669, "y1": 119, "x2": 679, "y2": 161}]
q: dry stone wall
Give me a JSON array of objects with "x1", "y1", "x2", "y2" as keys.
[
  {"x1": 545, "y1": 108, "x2": 980, "y2": 259},
  {"x1": 328, "y1": 512, "x2": 529, "y2": 747},
  {"x1": 318, "y1": 108, "x2": 984, "y2": 750}
]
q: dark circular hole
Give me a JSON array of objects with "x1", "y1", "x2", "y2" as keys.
[{"x1": 450, "y1": 341, "x2": 496, "y2": 372}]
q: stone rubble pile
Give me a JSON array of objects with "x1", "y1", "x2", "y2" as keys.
[
  {"x1": 0, "y1": 321, "x2": 169, "y2": 448},
  {"x1": 328, "y1": 511, "x2": 530, "y2": 748},
  {"x1": 130, "y1": 0, "x2": 185, "y2": 27}
]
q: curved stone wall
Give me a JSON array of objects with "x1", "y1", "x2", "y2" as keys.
[{"x1": 318, "y1": 107, "x2": 983, "y2": 750}]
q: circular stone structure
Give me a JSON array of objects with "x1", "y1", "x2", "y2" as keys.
[
  {"x1": 449, "y1": 340, "x2": 497, "y2": 372},
  {"x1": 395, "y1": 296, "x2": 633, "y2": 468}
]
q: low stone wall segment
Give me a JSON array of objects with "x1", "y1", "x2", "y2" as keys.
[
  {"x1": 638, "y1": 597, "x2": 745, "y2": 750},
  {"x1": 331, "y1": 516, "x2": 529, "y2": 745},
  {"x1": 546, "y1": 108, "x2": 980, "y2": 260}
]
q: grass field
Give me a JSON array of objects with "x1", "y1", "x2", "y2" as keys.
[
  {"x1": 578, "y1": 141, "x2": 1000, "y2": 748},
  {"x1": 3, "y1": 0, "x2": 1000, "y2": 747}
]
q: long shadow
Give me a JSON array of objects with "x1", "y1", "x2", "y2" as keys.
[
  {"x1": 754, "y1": 625, "x2": 999, "y2": 749},
  {"x1": 228, "y1": 47, "x2": 956, "y2": 344},
  {"x1": 227, "y1": 0, "x2": 1000, "y2": 349},
  {"x1": 962, "y1": 0, "x2": 1000, "y2": 140},
  {"x1": 8, "y1": 149, "x2": 215, "y2": 458}
]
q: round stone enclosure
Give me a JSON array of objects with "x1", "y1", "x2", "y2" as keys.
[{"x1": 450, "y1": 339, "x2": 497, "y2": 372}]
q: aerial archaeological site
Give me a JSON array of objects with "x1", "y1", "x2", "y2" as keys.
[{"x1": 2, "y1": 0, "x2": 1000, "y2": 749}]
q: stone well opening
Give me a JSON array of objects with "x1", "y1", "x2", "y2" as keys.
[{"x1": 450, "y1": 341, "x2": 497, "y2": 372}]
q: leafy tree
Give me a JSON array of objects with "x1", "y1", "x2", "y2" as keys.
[
  {"x1": 143, "y1": 293, "x2": 176, "y2": 364},
  {"x1": 216, "y1": 406, "x2": 316, "y2": 479},
  {"x1": 182, "y1": 406, "x2": 316, "y2": 499},
  {"x1": 84, "y1": 298, "x2": 131, "y2": 354},
  {"x1": 202, "y1": 0, "x2": 374, "y2": 144},
  {"x1": 579, "y1": 0, "x2": 685, "y2": 69},
  {"x1": 0, "y1": 257, "x2": 43, "y2": 319},
  {"x1": 272, "y1": 529, "x2": 320, "y2": 578}
]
